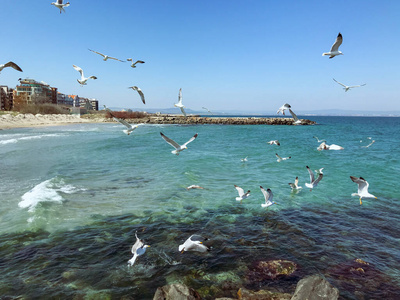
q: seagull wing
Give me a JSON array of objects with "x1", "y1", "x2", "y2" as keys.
[
  {"x1": 260, "y1": 186, "x2": 273, "y2": 203},
  {"x1": 131, "y1": 232, "x2": 144, "y2": 253},
  {"x1": 160, "y1": 132, "x2": 180, "y2": 149},
  {"x1": 180, "y1": 107, "x2": 187, "y2": 117},
  {"x1": 234, "y1": 185, "x2": 245, "y2": 197},
  {"x1": 57, "y1": 0, "x2": 63, "y2": 4},
  {"x1": 348, "y1": 84, "x2": 366, "y2": 88},
  {"x1": 330, "y1": 33, "x2": 343, "y2": 52},
  {"x1": 88, "y1": 49, "x2": 105, "y2": 58},
  {"x1": 133, "y1": 60, "x2": 145, "y2": 66},
  {"x1": 306, "y1": 166, "x2": 315, "y2": 184},
  {"x1": 182, "y1": 133, "x2": 198, "y2": 147},
  {"x1": 4, "y1": 61, "x2": 23, "y2": 72},
  {"x1": 137, "y1": 89, "x2": 145, "y2": 104},
  {"x1": 178, "y1": 88, "x2": 182, "y2": 105},
  {"x1": 295, "y1": 177, "x2": 299, "y2": 187},
  {"x1": 108, "y1": 56, "x2": 125, "y2": 62},
  {"x1": 189, "y1": 235, "x2": 207, "y2": 243},
  {"x1": 113, "y1": 117, "x2": 131, "y2": 129},
  {"x1": 275, "y1": 153, "x2": 282, "y2": 160},
  {"x1": 333, "y1": 78, "x2": 347, "y2": 88},
  {"x1": 72, "y1": 65, "x2": 84, "y2": 79},
  {"x1": 288, "y1": 109, "x2": 299, "y2": 122},
  {"x1": 350, "y1": 176, "x2": 369, "y2": 194},
  {"x1": 313, "y1": 173, "x2": 323, "y2": 186}
]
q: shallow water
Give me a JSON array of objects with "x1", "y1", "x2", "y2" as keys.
[{"x1": 0, "y1": 116, "x2": 399, "y2": 299}]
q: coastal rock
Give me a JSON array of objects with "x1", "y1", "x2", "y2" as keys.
[
  {"x1": 153, "y1": 283, "x2": 202, "y2": 300},
  {"x1": 290, "y1": 275, "x2": 339, "y2": 300},
  {"x1": 247, "y1": 260, "x2": 297, "y2": 281},
  {"x1": 238, "y1": 288, "x2": 292, "y2": 300}
]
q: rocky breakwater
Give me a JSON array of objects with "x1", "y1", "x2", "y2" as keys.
[{"x1": 132, "y1": 115, "x2": 316, "y2": 125}]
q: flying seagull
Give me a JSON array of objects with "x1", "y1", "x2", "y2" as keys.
[
  {"x1": 160, "y1": 132, "x2": 198, "y2": 155},
  {"x1": 128, "y1": 86, "x2": 145, "y2": 104},
  {"x1": 305, "y1": 166, "x2": 323, "y2": 190},
  {"x1": 362, "y1": 140, "x2": 375, "y2": 148},
  {"x1": 126, "y1": 59, "x2": 145, "y2": 68},
  {"x1": 333, "y1": 78, "x2": 366, "y2": 92},
  {"x1": 322, "y1": 32, "x2": 343, "y2": 59},
  {"x1": 267, "y1": 140, "x2": 280, "y2": 146},
  {"x1": 313, "y1": 136, "x2": 326, "y2": 143},
  {"x1": 72, "y1": 65, "x2": 97, "y2": 86},
  {"x1": 0, "y1": 61, "x2": 23, "y2": 74},
  {"x1": 88, "y1": 49, "x2": 125, "y2": 62},
  {"x1": 350, "y1": 176, "x2": 377, "y2": 205},
  {"x1": 128, "y1": 231, "x2": 150, "y2": 266},
  {"x1": 174, "y1": 88, "x2": 186, "y2": 117},
  {"x1": 288, "y1": 177, "x2": 302, "y2": 191},
  {"x1": 241, "y1": 156, "x2": 248, "y2": 162},
  {"x1": 104, "y1": 105, "x2": 144, "y2": 135},
  {"x1": 234, "y1": 185, "x2": 251, "y2": 202},
  {"x1": 51, "y1": 0, "x2": 70, "y2": 14},
  {"x1": 277, "y1": 103, "x2": 291, "y2": 115},
  {"x1": 276, "y1": 153, "x2": 291, "y2": 162},
  {"x1": 202, "y1": 107, "x2": 213, "y2": 114},
  {"x1": 289, "y1": 109, "x2": 302, "y2": 125},
  {"x1": 186, "y1": 185, "x2": 205, "y2": 190},
  {"x1": 179, "y1": 235, "x2": 209, "y2": 253},
  {"x1": 260, "y1": 186, "x2": 276, "y2": 208}
]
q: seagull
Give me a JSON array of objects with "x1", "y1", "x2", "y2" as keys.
[
  {"x1": 202, "y1": 107, "x2": 213, "y2": 114},
  {"x1": 276, "y1": 153, "x2": 291, "y2": 162},
  {"x1": 241, "y1": 156, "x2": 248, "y2": 162},
  {"x1": 315, "y1": 168, "x2": 324, "y2": 175},
  {"x1": 186, "y1": 185, "x2": 205, "y2": 190},
  {"x1": 288, "y1": 177, "x2": 302, "y2": 191},
  {"x1": 260, "y1": 186, "x2": 276, "y2": 208},
  {"x1": 174, "y1": 88, "x2": 186, "y2": 117},
  {"x1": 126, "y1": 59, "x2": 145, "y2": 68},
  {"x1": 128, "y1": 231, "x2": 150, "y2": 266},
  {"x1": 267, "y1": 140, "x2": 280, "y2": 146},
  {"x1": 88, "y1": 49, "x2": 125, "y2": 62},
  {"x1": 128, "y1": 86, "x2": 145, "y2": 104},
  {"x1": 318, "y1": 142, "x2": 344, "y2": 151},
  {"x1": 277, "y1": 103, "x2": 291, "y2": 115},
  {"x1": 289, "y1": 109, "x2": 302, "y2": 125},
  {"x1": 305, "y1": 166, "x2": 323, "y2": 190},
  {"x1": 104, "y1": 105, "x2": 144, "y2": 135},
  {"x1": 313, "y1": 136, "x2": 326, "y2": 143},
  {"x1": 72, "y1": 65, "x2": 97, "y2": 86},
  {"x1": 179, "y1": 235, "x2": 209, "y2": 253},
  {"x1": 333, "y1": 78, "x2": 366, "y2": 92},
  {"x1": 322, "y1": 32, "x2": 343, "y2": 59},
  {"x1": 234, "y1": 185, "x2": 251, "y2": 202},
  {"x1": 160, "y1": 132, "x2": 198, "y2": 155},
  {"x1": 0, "y1": 61, "x2": 23, "y2": 74},
  {"x1": 350, "y1": 176, "x2": 377, "y2": 205},
  {"x1": 362, "y1": 140, "x2": 375, "y2": 148},
  {"x1": 51, "y1": 0, "x2": 70, "y2": 14}
]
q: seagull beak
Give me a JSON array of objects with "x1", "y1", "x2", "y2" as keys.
[{"x1": 180, "y1": 250, "x2": 185, "y2": 254}]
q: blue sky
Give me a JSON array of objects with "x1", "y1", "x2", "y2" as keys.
[{"x1": 1, "y1": 0, "x2": 399, "y2": 113}]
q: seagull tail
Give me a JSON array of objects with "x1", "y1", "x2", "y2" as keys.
[{"x1": 128, "y1": 254, "x2": 138, "y2": 266}]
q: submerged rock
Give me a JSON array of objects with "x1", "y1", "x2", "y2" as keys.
[
  {"x1": 290, "y1": 275, "x2": 339, "y2": 300},
  {"x1": 247, "y1": 260, "x2": 298, "y2": 282},
  {"x1": 153, "y1": 283, "x2": 202, "y2": 300},
  {"x1": 238, "y1": 288, "x2": 292, "y2": 300}
]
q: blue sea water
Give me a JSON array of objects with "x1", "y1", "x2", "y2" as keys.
[{"x1": 0, "y1": 116, "x2": 399, "y2": 299}]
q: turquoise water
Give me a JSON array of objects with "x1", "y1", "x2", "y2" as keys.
[{"x1": 0, "y1": 116, "x2": 399, "y2": 299}]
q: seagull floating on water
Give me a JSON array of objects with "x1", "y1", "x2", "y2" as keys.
[
  {"x1": 174, "y1": 88, "x2": 186, "y2": 117},
  {"x1": 128, "y1": 86, "x2": 145, "y2": 104},
  {"x1": 160, "y1": 132, "x2": 198, "y2": 155},
  {"x1": 88, "y1": 49, "x2": 124, "y2": 62},
  {"x1": 289, "y1": 109, "x2": 302, "y2": 125},
  {"x1": 51, "y1": 0, "x2": 70, "y2": 14},
  {"x1": 260, "y1": 186, "x2": 276, "y2": 208},
  {"x1": 322, "y1": 32, "x2": 343, "y2": 59},
  {"x1": 288, "y1": 177, "x2": 302, "y2": 191},
  {"x1": 186, "y1": 185, "x2": 205, "y2": 190},
  {"x1": 234, "y1": 185, "x2": 251, "y2": 202},
  {"x1": 333, "y1": 78, "x2": 366, "y2": 92},
  {"x1": 126, "y1": 59, "x2": 145, "y2": 68},
  {"x1": 73, "y1": 65, "x2": 97, "y2": 86},
  {"x1": 277, "y1": 103, "x2": 291, "y2": 115},
  {"x1": 0, "y1": 61, "x2": 23, "y2": 74},
  {"x1": 267, "y1": 140, "x2": 280, "y2": 146},
  {"x1": 317, "y1": 142, "x2": 344, "y2": 151},
  {"x1": 179, "y1": 235, "x2": 209, "y2": 253},
  {"x1": 276, "y1": 153, "x2": 291, "y2": 162},
  {"x1": 305, "y1": 166, "x2": 323, "y2": 190},
  {"x1": 350, "y1": 176, "x2": 377, "y2": 205},
  {"x1": 128, "y1": 231, "x2": 150, "y2": 266}
]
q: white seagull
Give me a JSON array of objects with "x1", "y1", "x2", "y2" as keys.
[
  {"x1": 289, "y1": 109, "x2": 302, "y2": 125},
  {"x1": 104, "y1": 105, "x2": 144, "y2": 135},
  {"x1": 313, "y1": 136, "x2": 326, "y2": 143},
  {"x1": 186, "y1": 185, "x2": 205, "y2": 190},
  {"x1": 241, "y1": 156, "x2": 248, "y2": 162},
  {"x1": 305, "y1": 166, "x2": 323, "y2": 190},
  {"x1": 276, "y1": 153, "x2": 291, "y2": 162},
  {"x1": 174, "y1": 88, "x2": 186, "y2": 117},
  {"x1": 179, "y1": 235, "x2": 209, "y2": 253},
  {"x1": 234, "y1": 185, "x2": 251, "y2": 202},
  {"x1": 88, "y1": 49, "x2": 124, "y2": 62},
  {"x1": 128, "y1": 232, "x2": 150, "y2": 266},
  {"x1": 51, "y1": 0, "x2": 70, "y2": 14},
  {"x1": 362, "y1": 140, "x2": 375, "y2": 148},
  {"x1": 0, "y1": 61, "x2": 23, "y2": 74},
  {"x1": 267, "y1": 140, "x2": 280, "y2": 146},
  {"x1": 160, "y1": 132, "x2": 198, "y2": 155},
  {"x1": 72, "y1": 65, "x2": 97, "y2": 86},
  {"x1": 333, "y1": 78, "x2": 366, "y2": 92},
  {"x1": 260, "y1": 186, "x2": 276, "y2": 208},
  {"x1": 322, "y1": 32, "x2": 343, "y2": 59},
  {"x1": 277, "y1": 103, "x2": 291, "y2": 115},
  {"x1": 350, "y1": 176, "x2": 377, "y2": 205},
  {"x1": 288, "y1": 177, "x2": 302, "y2": 191},
  {"x1": 128, "y1": 86, "x2": 145, "y2": 104},
  {"x1": 202, "y1": 107, "x2": 213, "y2": 114},
  {"x1": 126, "y1": 59, "x2": 145, "y2": 68},
  {"x1": 317, "y1": 142, "x2": 344, "y2": 151}
]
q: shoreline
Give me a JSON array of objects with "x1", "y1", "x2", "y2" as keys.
[{"x1": 0, "y1": 113, "x2": 316, "y2": 130}]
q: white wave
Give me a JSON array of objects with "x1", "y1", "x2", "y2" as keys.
[
  {"x1": 19, "y1": 177, "x2": 82, "y2": 212},
  {"x1": 0, "y1": 139, "x2": 18, "y2": 145},
  {"x1": 0, "y1": 134, "x2": 65, "y2": 146}
]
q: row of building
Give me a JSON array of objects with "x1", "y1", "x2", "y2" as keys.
[{"x1": 0, "y1": 78, "x2": 99, "y2": 112}]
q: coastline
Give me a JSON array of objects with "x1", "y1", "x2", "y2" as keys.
[{"x1": 0, "y1": 113, "x2": 316, "y2": 130}]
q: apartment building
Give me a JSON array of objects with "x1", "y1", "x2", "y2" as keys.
[{"x1": 0, "y1": 86, "x2": 14, "y2": 111}]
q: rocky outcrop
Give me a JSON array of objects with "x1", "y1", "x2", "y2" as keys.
[
  {"x1": 246, "y1": 260, "x2": 298, "y2": 282},
  {"x1": 290, "y1": 275, "x2": 339, "y2": 300},
  {"x1": 238, "y1": 288, "x2": 292, "y2": 300},
  {"x1": 153, "y1": 283, "x2": 202, "y2": 300}
]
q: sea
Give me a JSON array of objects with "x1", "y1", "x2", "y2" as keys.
[{"x1": 0, "y1": 116, "x2": 399, "y2": 299}]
